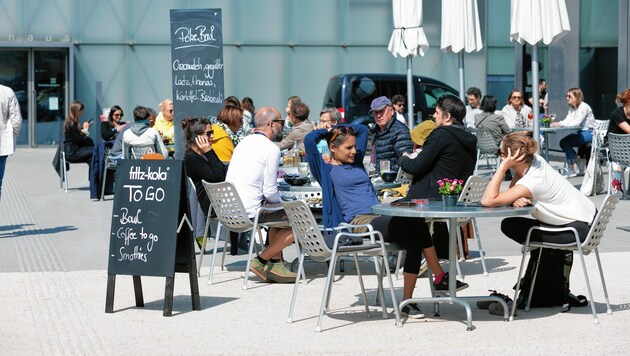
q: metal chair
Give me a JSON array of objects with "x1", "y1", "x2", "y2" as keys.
[
  {"x1": 281, "y1": 199, "x2": 401, "y2": 332},
  {"x1": 455, "y1": 175, "x2": 491, "y2": 276},
  {"x1": 510, "y1": 195, "x2": 619, "y2": 323},
  {"x1": 201, "y1": 180, "x2": 294, "y2": 289},
  {"x1": 60, "y1": 150, "x2": 70, "y2": 192},
  {"x1": 607, "y1": 133, "x2": 630, "y2": 196},
  {"x1": 473, "y1": 128, "x2": 500, "y2": 175},
  {"x1": 100, "y1": 147, "x2": 118, "y2": 200},
  {"x1": 122, "y1": 142, "x2": 156, "y2": 159},
  {"x1": 587, "y1": 120, "x2": 610, "y2": 195}
]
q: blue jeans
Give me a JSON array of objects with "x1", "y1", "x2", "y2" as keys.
[
  {"x1": 559, "y1": 130, "x2": 592, "y2": 164},
  {"x1": 0, "y1": 155, "x2": 7, "y2": 199}
]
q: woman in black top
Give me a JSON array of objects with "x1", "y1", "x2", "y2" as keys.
[
  {"x1": 101, "y1": 105, "x2": 126, "y2": 142},
  {"x1": 605, "y1": 88, "x2": 630, "y2": 193},
  {"x1": 182, "y1": 117, "x2": 227, "y2": 216},
  {"x1": 63, "y1": 100, "x2": 94, "y2": 163}
]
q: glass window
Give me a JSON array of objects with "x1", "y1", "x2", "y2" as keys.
[{"x1": 421, "y1": 84, "x2": 458, "y2": 109}]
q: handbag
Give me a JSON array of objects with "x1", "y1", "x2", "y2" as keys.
[{"x1": 580, "y1": 155, "x2": 604, "y2": 196}]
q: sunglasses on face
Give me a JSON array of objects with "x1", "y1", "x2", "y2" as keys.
[
  {"x1": 113, "y1": 113, "x2": 123, "y2": 117},
  {"x1": 511, "y1": 96, "x2": 522, "y2": 99},
  {"x1": 203, "y1": 130, "x2": 214, "y2": 138},
  {"x1": 271, "y1": 119, "x2": 284, "y2": 127}
]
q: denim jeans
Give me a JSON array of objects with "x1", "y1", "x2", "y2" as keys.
[
  {"x1": 0, "y1": 155, "x2": 7, "y2": 200},
  {"x1": 559, "y1": 130, "x2": 593, "y2": 164}
]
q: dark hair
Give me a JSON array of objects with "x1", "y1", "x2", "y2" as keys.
[
  {"x1": 290, "y1": 100, "x2": 310, "y2": 122},
  {"x1": 107, "y1": 105, "x2": 123, "y2": 123},
  {"x1": 466, "y1": 87, "x2": 482, "y2": 99},
  {"x1": 217, "y1": 105, "x2": 244, "y2": 132},
  {"x1": 507, "y1": 88, "x2": 523, "y2": 103},
  {"x1": 436, "y1": 95, "x2": 466, "y2": 123},
  {"x1": 287, "y1": 95, "x2": 301, "y2": 105},
  {"x1": 133, "y1": 105, "x2": 151, "y2": 122},
  {"x1": 391, "y1": 94, "x2": 406, "y2": 104},
  {"x1": 326, "y1": 126, "x2": 356, "y2": 148},
  {"x1": 241, "y1": 97, "x2": 255, "y2": 113},
  {"x1": 480, "y1": 95, "x2": 497, "y2": 113},
  {"x1": 501, "y1": 131, "x2": 538, "y2": 165},
  {"x1": 181, "y1": 117, "x2": 211, "y2": 152},
  {"x1": 224, "y1": 96, "x2": 241, "y2": 109},
  {"x1": 64, "y1": 100, "x2": 85, "y2": 131}
]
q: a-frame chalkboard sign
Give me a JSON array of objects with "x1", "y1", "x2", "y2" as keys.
[{"x1": 105, "y1": 159, "x2": 200, "y2": 316}]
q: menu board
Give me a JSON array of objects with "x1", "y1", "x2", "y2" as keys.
[
  {"x1": 170, "y1": 9, "x2": 224, "y2": 159},
  {"x1": 107, "y1": 159, "x2": 184, "y2": 277}
]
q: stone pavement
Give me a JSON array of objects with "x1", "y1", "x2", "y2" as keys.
[{"x1": 1, "y1": 147, "x2": 630, "y2": 355}]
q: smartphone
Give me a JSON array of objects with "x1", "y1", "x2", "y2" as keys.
[
  {"x1": 88, "y1": 119, "x2": 94, "y2": 125},
  {"x1": 390, "y1": 198, "x2": 417, "y2": 207}
]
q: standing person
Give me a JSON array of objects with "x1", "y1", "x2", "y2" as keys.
[
  {"x1": 276, "y1": 99, "x2": 314, "y2": 152},
  {"x1": 305, "y1": 123, "x2": 468, "y2": 319},
  {"x1": 0, "y1": 84, "x2": 23, "y2": 200},
  {"x1": 501, "y1": 89, "x2": 532, "y2": 128},
  {"x1": 465, "y1": 87, "x2": 483, "y2": 128},
  {"x1": 101, "y1": 105, "x2": 126, "y2": 142},
  {"x1": 154, "y1": 99, "x2": 174, "y2": 144},
  {"x1": 604, "y1": 88, "x2": 630, "y2": 193},
  {"x1": 226, "y1": 106, "x2": 296, "y2": 283},
  {"x1": 551, "y1": 88, "x2": 596, "y2": 177},
  {"x1": 371, "y1": 96, "x2": 413, "y2": 175},
  {"x1": 475, "y1": 95, "x2": 512, "y2": 145},
  {"x1": 63, "y1": 100, "x2": 94, "y2": 164},
  {"x1": 391, "y1": 94, "x2": 407, "y2": 124},
  {"x1": 529, "y1": 79, "x2": 549, "y2": 115}
]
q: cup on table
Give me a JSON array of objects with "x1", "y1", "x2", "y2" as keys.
[{"x1": 298, "y1": 162, "x2": 309, "y2": 177}]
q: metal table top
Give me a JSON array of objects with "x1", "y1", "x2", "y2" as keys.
[{"x1": 372, "y1": 200, "x2": 534, "y2": 219}]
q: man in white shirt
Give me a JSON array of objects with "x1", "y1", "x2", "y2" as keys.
[{"x1": 226, "y1": 106, "x2": 296, "y2": 283}]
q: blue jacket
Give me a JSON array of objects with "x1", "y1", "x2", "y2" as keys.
[{"x1": 304, "y1": 124, "x2": 375, "y2": 236}]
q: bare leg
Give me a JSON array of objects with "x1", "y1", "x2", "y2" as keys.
[
  {"x1": 402, "y1": 272, "x2": 417, "y2": 300},
  {"x1": 259, "y1": 227, "x2": 294, "y2": 260},
  {"x1": 423, "y1": 246, "x2": 444, "y2": 277}
]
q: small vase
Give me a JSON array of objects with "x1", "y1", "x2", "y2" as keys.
[{"x1": 442, "y1": 194, "x2": 459, "y2": 207}]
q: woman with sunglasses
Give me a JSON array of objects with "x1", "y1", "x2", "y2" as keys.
[
  {"x1": 305, "y1": 124, "x2": 467, "y2": 319},
  {"x1": 481, "y1": 131, "x2": 595, "y2": 245},
  {"x1": 182, "y1": 117, "x2": 226, "y2": 219},
  {"x1": 101, "y1": 105, "x2": 126, "y2": 142},
  {"x1": 501, "y1": 89, "x2": 532, "y2": 128}
]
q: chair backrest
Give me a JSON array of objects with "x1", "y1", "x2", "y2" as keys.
[
  {"x1": 282, "y1": 199, "x2": 332, "y2": 262},
  {"x1": 581, "y1": 195, "x2": 619, "y2": 254},
  {"x1": 201, "y1": 181, "x2": 254, "y2": 233},
  {"x1": 395, "y1": 167, "x2": 411, "y2": 186},
  {"x1": 130, "y1": 145, "x2": 156, "y2": 159},
  {"x1": 458, "y1": 175, "x2": 490, "y2": 203},
  {"x1": 592, "y1": 120, "x2": 609, "y2": 149},
  {"x1": 476, "y1": 129, "x2": 499, "y2": 154},
  {"x1": 608, "y1": 133, "x2": 630, "y2": 166}
]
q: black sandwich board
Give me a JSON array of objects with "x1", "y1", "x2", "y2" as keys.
[{"x1": 105, "y1": 159, "x2": 200, "y2": 316}]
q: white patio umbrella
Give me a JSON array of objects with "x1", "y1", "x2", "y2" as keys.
[
  {"x1": 440, "y1": 0, "x2": 484, "y2": 102},
  {"x1": 510, "y1": 0, "x2": 571, "y2": 147},
  {"x1": 388, "y1": 0, "x2": 429, "y2": 129}
]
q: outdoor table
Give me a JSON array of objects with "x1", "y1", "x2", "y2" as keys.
[
  {"x1": 511, "y1": 126, "x2": 581, "y2": 162},
  {"x1": 278, "y1": 181, "x2": 323, "y2": 209},
  {"x1": 372, "y1": 200, "x2": 534, "y2": 330}
]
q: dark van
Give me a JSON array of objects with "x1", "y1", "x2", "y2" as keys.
[{"x1": 322, "y1": 73, "x2": 458, "y2": 125}]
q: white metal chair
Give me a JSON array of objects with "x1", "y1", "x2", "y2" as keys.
[
  {"x1": 510, "y1": 195, "x2": 619, "y2": 323},
  {"x1": 202, "y1": 180, "x2": 293, "y2": 289},
  {"x1": 122, "y1": 142, "x2": 156, "y2": 159},
  {"x1": 455, "y1": 175, "x2": 491, "y2": 276},
  {"x1": 607, "y1": 133, "x2": 630, "y2": 196},
  {"x1": 474, "y1": 128, "x2": 500, "y2": 175},
  {"x1": 587, "y1": 120, "x2": 610, "y2": 195},
  {"x1": 100, "y1": 147, "x2": 118, "y2": 200},
  {"x1": 60, "y1": 150, "x2": 70, "y2": 192},
  {"x1": 281, "y1": 199, "x2": 401, "y2": 332}
]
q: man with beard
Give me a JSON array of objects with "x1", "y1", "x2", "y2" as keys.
[{"x1": 225, "y1": 106, "x2": 296, "y2": 283}]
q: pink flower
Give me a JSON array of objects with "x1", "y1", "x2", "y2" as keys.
[{"x1": 437, "y1": 180, "x2": 444, "y2": 187}]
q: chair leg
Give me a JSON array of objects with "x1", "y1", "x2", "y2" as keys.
[
  {"x1": 287, "y1": 251, "x2": 306, "y2": 323},
  {"x1": 353, "y1": 254, "x2": 371, "y2": 318},
  {"x1": 316, "y1": 252, "x2": 339, "y2": 332},
  {"x1": 576, "y1": 248, "x2": 600, "y2": 323},
  {"x1": 294, "y1": 241, "x2": 306, "y2": 282},
  {"x1": 242, "y1": 225, "x2": 260, "y2": 290},
  {"x1": 472, "y1": 218, "x2": 489, "y2": 276},
  {"x1": 61, "y1": 152, "x2": 69, "y2": 193},
  {"x1": 379, "y1": 247, "x2": 401, "y2": 326},
  {"x1": 197, "y1": 215, "x2": 212, "y2": 276},
  {"x1": 594, "y1": 248, "x2": 612, "y2": 315},
  {"x1": 208, "y1": 223, "x2": 223, "y2": 285},
  {"x1": 525, "y1": 249, "x2": 544, "y2": 312},
  {"x1": 510, "y1": 248, "x2": 530, "y2": 321},
  {"x1": 324, "y1": 256, "x2": 339, "y2": 312},
  {"x1": 395, "y1": 250, "x2": 404, "y2": 280},
  {"x1": 373, "y1": 255, "x2": 388, "y2": 318}
]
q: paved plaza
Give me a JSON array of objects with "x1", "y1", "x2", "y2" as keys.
[{"x1": 1, "y1": 148, "x2": 630, "y2": 355}]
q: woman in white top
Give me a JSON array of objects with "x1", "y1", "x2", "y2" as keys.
[
  {"x1": 481, "y1": 132, "x2": 596, "y2": 245},
  {"x1": 551, "y1": 88, "x2": 596, "y2": 176},
  {"x1": 501, "y1": 89, "x2": 532, "y2": 128}
]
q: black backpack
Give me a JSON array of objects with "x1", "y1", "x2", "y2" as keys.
[{"x1": 515, "y1": 248, "x2": 573, "y2": 309}]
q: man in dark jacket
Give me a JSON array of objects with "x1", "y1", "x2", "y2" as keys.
[
  {"x1": 398, "y1": 95, "x2": 477, "y2": 259},
  {"x1": 370, "y1": 96, "x2": 413, "y2": 174}
]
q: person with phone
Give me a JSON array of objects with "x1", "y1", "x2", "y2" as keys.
[
  {"x1": 305, "y1": 123, "x2": 468, "y2": 320},
  {"x1": 101, "y1": 105, "x2": 127, "y2": 142},
  {"x1": 63, "y1": 100, "x2": 94, "y2": 164}
]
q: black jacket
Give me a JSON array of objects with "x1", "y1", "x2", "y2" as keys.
[
  {"x1": 374, "y1": 118, "x2": 413, "y2": 173},
  {"x1": 184, "y1": 150, "x2": 227, "y2": 216},
  {"x1": 398, "y1": 124, "x2": 477, "y2": 200}
]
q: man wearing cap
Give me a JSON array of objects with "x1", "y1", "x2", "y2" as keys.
[{"x1": 370, "y1": 96, "x2": 413, "y2": 175}]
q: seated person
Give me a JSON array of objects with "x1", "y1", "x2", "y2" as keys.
[
  {"x1": 605, "y1": 88, "x2": 630, "y2": 194},
  {"x1": 101, "y1": 105, "x2": 126, "y2": 142},
  {"x1": 501, "y1": 89, "x2": 532, "y2": 128},
  {"x1": 475, "y1": 95, "x2": 511, "y2": 145},
  {"x1": 63, "y1": 100, "x2": 94, "y2": 164},
  {"x1": 305, "y1": 123, "x2": 468, "y2": 320},
  {"x1": 122, "y1": 106, "x2": 168, "y2": 159},
  {"x1": 315, "y1": 107, "x2": 342, "y2": 162},
  {"x1": 211, "y1": 102, "x2": 243, "y2": 163},
  {"x1": 276, "y1": 99, "x2": 314, "y2": 152},
  {"x1": 154, "y1": 99, "x2": 174, "y2": 144}
]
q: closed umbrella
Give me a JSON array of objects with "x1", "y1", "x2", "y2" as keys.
[
  {"x1": 510, "y1": 0, "x2": 571, "y2": 147},
  {"x1": 388, "y1": 0, "x2": 429, "y2": 129},
  {"x1": 440, "y1": 0, "x2": 484, "y2": 102}
]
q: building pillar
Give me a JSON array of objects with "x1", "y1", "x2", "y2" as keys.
[{"x1": 619, "y1": 0, "x2": 630, "y2": 92}]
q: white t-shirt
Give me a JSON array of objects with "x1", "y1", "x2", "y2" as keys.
[
  {"x1": 465, "y1": 106, "x2": 482, "y2": 128},
  {"x1": 501, "y1": 104, "x2": 532, "y2": 128},
  {"x1": 558, "y1": 102, "x2": 596, "y2": 130},
  {"x1": 226, "y1": 133, "x2": 281, "y2": 218},
  {"x1": 516, "y1": 155, "x2": 596, "y2": 225}
]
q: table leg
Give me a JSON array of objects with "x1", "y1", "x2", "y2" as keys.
[
  {"x1": 448, "y1": 218, "x2": 474, "y2": 330},
  {"x1": 544, "y1": 132, "x2": 550, "y2": 162}
]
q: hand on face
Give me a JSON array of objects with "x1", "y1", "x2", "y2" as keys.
[
  {"x1": 498, "y1": 147, "x2": 525, "y2": 171},
  {"x1": 195, "y1": 133, "x2": 212, "y2": 154}
]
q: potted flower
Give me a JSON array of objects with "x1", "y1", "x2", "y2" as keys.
[
  {"x1": 437, "y1": 178, "x2": 464, "y2": 207},
  {"x1": 541, "y1": 114, "x2": 552, "y2": 128}
]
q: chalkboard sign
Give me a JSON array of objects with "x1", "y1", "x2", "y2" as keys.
[
  {"x1": 170, "y1": 9, "x2": 224, "y2": 159},
  {"x1": 105, "y1": 159, "x2": 200, "y2": 316}
]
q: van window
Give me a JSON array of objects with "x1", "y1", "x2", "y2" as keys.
[
  {"x1": 422, "y1": 84, "x2": 458, "y2": 109},
  {"x1": 351, "y1": 77, "x2": 377, "y2": 105},
  {"x1": 323, "y1": 77, "x2": 342, "y2": 108}
]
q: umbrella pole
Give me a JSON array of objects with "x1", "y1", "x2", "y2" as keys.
[
  {"x1": 458, "y1": 52, "x2": 465, "y2": 102},
  {"x1": 532, "y1": 44, "x2": 540, "y2": 153},
  {"x1": 407, "y1": 56, "x2": 414, "y2": 130}
]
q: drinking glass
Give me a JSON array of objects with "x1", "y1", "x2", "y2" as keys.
[
  {"x1": 298, "y1": 162, "x2": 309, "y2": 177},
  {"x1": 380, "y1": 160, "x2": 391, "y2": 173}
]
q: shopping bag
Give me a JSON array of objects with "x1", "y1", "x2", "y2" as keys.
[{"x1": 580, "y1": 156, "x2": 604, "y2": 196}]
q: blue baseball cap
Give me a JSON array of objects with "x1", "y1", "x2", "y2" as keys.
[{"x1": 369, "y1": 96, "x2": 392, "y2": 113}]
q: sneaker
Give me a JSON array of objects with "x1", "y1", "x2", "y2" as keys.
[
  {"x1": 576, "y1": 159, "x2": 586, "y2": 176},
  {"x1": 434, "y1": 272, "x2": 469, "y2": 292},
  {"x1": 611, "y1": 178, "x2": 623, "y2": 196},
  {"x1": 477, "y1": 290, "x2": 511, "y2": 309},
  {"x1": 489, "y1": 300, "x2": 516, "y2": 316},
  {"x1": 265, "y1": 260, "x2": 297, "y2": 283},
  {"x1": 565, "y1": 164, "x2": 578, "y2": 178},
  {"x1": 401, "y1": 303, "x2": 425, "y2": 319},
  {"x1": 249, "y1": 258, "x2": 270, "y2": 282}
]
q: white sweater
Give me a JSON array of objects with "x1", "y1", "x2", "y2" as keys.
[
  {"x1": 0, "y1": 85, "x2": 23, "y2": 156},
  {"x1": 557, "y1": 102, "x2": 596, "y2": 130}
]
